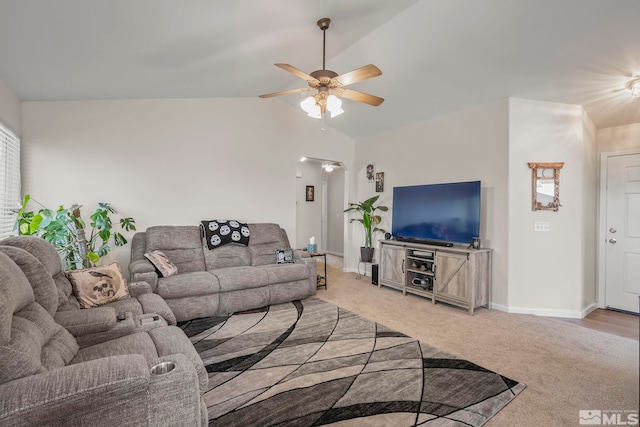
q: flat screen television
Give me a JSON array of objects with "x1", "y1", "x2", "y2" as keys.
[{"x1": 391, "y1": 181, "x2": 481, "y2": 246}]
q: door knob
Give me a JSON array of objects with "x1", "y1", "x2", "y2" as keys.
[
  {"x1": 609, "y1": 228, "x2": 617, "y2": 233},
  {"x1": 609, "y1": 238, "x2": 617, "y2": 244}
]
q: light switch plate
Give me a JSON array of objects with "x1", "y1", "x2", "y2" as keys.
[{"x1": 534, "y1": 222, "x2": 550, "y2": 232}]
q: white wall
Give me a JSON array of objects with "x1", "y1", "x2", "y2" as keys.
[
  {"x1": 582, "y1": 111, "x2": 598, "y2": 310},
  {"x1": 21, "y1": 98, "x2": 354, "y2": 272},
  {"x1": 351, "y1": 99, "x2": 510, "y2": 304},
  {"x1": 597, "y1": 122, "x2": 640, "y2": 154},
  {"x1": 507, "y1": 98, "x2": 597, "y2": 316},
  {"x1": 0, "y1": 76, "x2": 21, "y2": 136}
]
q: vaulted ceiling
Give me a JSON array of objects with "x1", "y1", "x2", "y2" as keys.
[{"x1": 0, "y1": 0, "x2": 638, "y2": 139}]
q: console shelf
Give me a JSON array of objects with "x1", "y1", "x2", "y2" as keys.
[{"x1": 378, "y1": 240, "x2": 492, "y2": 315}]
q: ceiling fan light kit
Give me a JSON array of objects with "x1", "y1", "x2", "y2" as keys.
[{"x1": 259, "y1": 17, "x2": 383, "y2": 119}]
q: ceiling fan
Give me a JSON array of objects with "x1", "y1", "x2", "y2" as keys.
[{"x1": 259, "y1": 18, "x2": 384, "y2": 118}]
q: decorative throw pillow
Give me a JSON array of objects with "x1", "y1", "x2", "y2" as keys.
[
  {"x1": 201, "y1": 220, "x2": 250, "y2": 250},
  {"x1": 144, "y1": 250, "x2": 178, "y2": 277},
  {"x1": 66, "y1": 262, "x2": 130, "y2": 309},
  {"x1": 275, "y1": 249, "x2": 294, "y2": 264}
]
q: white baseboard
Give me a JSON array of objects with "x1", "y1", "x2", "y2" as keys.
[{"x1": 490, "y1": 302, "x2": 598, "y2": 319}]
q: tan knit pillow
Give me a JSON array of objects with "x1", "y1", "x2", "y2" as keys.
[
  {"x1": 144, "y1": 250, "x2": 178, "y2": 277},
  {"x1": 66, "y1": 262, "x2": 130, "y2": 309}
]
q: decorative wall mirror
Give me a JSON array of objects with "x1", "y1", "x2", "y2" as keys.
[{"x1": 527, "y1": 162, "x2": 564, "y2": 211}]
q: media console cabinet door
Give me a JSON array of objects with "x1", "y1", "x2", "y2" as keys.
[
  {"x1": 434, "y1": 252, "x2": 470, "y2": 303},
  {"x1": 380, "y1": 244, "x2": 405, "y2": 288}
]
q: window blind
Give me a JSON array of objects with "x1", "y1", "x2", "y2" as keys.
[{"x1": 0, "y1": 123, "x2": 20, "y2": 240}]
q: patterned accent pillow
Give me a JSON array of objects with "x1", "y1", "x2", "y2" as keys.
[
  {"x1": 201, "y1": 220, "x2": 250, "y2": 250},
  {"x1": 144, "y1": 250, "x2": 178, "y2": 277},
  {"x1": 275, "y1": 249, "x2": 294, "y2": 264},
  {"x1": 66, "y1": 262, "x2": 130, "y2": 309}
]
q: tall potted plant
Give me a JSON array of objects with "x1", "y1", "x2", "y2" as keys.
[
  {"x1": 15, "y1": 195, "x2": 136, "y2": 270},
  {"x1": 344, "y1": 195, "x2": 388, "y2": 262}
]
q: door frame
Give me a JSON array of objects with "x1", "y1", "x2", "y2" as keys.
[
  {"x1": 321, "y1": 181, "x2": 328, "y2": 252},
  {"x1": 597, "y1": 149, "x2": 640, "y2": 308}
]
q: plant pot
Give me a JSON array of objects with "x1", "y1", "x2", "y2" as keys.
[{"x1": 360, "y1": 247, "x2": 375, "y2": 263}]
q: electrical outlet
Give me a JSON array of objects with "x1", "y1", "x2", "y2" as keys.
[{"x1": 534, "y1": 222, "x2": 550, "y2": 232}]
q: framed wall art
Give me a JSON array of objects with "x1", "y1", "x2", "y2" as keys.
[
  {"x1": 306, "y1": 185, "x2": 315, "y2": 201},
  {"x1": 375, "y1": 172, "x2": 384, "y2": 192},
  {"x1": 366, "y1": 164, "x2": 375, "y2": 181}
]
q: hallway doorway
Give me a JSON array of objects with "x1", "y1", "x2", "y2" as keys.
[{"x1": 296, "y1": 157, "x2": 345, "y2": 256}]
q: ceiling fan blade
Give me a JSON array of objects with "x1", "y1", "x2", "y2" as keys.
[
  {"x1": 275, "y1": 64, "x2": 320, "y2": 86},
  {"x1": 259, "y1": 87, "x2": 308, "y2": 98},
  {"x1": 337, "y1": 88, "x2": 384, "y2": 106},
  {"x1": 330, "y1": 64, "x2": 382, "y2": 87}
]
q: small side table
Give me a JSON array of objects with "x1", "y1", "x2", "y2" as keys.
[
  {"x1": 356, "y1": 258, "x2": 375, "y2": 280},
  {"x1": 309, "y1": 252, "x2": 327, "y2": 289}
]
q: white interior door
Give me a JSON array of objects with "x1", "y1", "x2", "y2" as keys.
[{"x1": 604, "y1": 153, "x2": 640, "y2": 313}]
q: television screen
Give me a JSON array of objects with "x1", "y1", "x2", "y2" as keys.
[{"x1": 391, "y1": 181, "x2": 481, "y2": 245}]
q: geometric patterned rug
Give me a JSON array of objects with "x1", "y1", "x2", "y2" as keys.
[{"x1": 179, "y1": 297, "x2": 525, "y2": 426}]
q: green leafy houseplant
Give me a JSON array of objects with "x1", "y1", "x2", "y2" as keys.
[
  {"x1": 344, "y1": 195, "x2": 388, "y2": 262},
  {"x1": 15, "y1": 195, "x2": 136, "y2": 270}
]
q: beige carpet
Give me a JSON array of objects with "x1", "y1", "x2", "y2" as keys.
[{"x1": 317, "y1": 256, "x2": 639, "y2": 427}]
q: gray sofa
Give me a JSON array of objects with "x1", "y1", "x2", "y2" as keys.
[
  {"x1": 129, "y1": 223, "x2": 317, "y2": 322},
  {"x1": 0, "y1": 248, "x2": 208, "y2": 426}
]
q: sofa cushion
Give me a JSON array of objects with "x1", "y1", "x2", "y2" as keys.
[
  {"x1": 146, "y1": 226, "x2": 206, "y2": 273},
  {"x1": 218, "y1": 287, "x2": 269, "y2": 315},
  {"x1": 248, "y1": 223, "x2": 290, "y2": 266},
  {"x1": 203, "y1": 243, "x2": 251, "y2": 270},
  {"x1": 259, "y1": 263, "x2": 311, "y2": 285},
  {"x1": 212, "y1": 266, "x2": 269, "y2": 292},
  {"x1": 72, "y1": 332, "x2": 159, "y2": 365},
  {"x1": 0, "y1": 236, "x2": 81, "y2": 312},
  {"x1": 53, "y1": 272, "x2": 81, "y2": 311},
  {"x1": 66, "y1": 262, "x2": 130, "y2": 309},
  {"x1": 157, "y1": 271, "x2": 220, "y2": 299},
  {"x1": 0, "y1": 245, "x2": 59, "y2": 316},
  {"x1": 0, "y1": 235, "x2": 63, "y2": 277},
  {"x1": 0, "y1": 253, "x2": 79, "y2": 384}
]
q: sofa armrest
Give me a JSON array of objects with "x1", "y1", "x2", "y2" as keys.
[
  {"x1": 130, "y1": 259, "x2": 156, "y2": 274},
  {"x1": 129, "y1": 260, "x2": 159, "y2": 291},
  {"x1": 137, "y1": 293, "x2": 177, "y2": 326},
  {"x1": 128, "y1": 280, "x2": 153, "y2": 297},
  {"x1": 147, "y1": 355, "x2": 204, "y2": 425},
  {"x1": 53, "y1": 306, "x2": 117, "y2": 336},
  {"x1": 294, "y1": 249, "x2": 310, "y2": 259},
  {"x1": 299, "y1": 257, "x2": 317, "y2": 267},
  {"x1": 0, "y1": 354, "x2": 203, "y2": 426}
]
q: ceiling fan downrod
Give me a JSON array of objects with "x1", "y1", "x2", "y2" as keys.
[{"x1": 317, "y1": 18, "x2": 330, "y2": 71}]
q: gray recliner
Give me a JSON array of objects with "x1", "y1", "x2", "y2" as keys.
[
  {"x1": 0, "y1": 251, "x2": 208, "y2": 426},
  {"x1": 0, "y1": 236, "x2": 177, "y2": 346}
]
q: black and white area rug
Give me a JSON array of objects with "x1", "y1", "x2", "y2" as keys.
[{"x1": 180, "y1": 297, "x2": 525, "y2": 426}]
